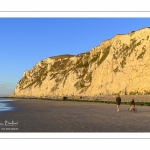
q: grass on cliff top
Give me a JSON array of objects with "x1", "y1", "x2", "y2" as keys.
[{"x1": 49, "y1": 54, "x2": 75, "y2": 59}]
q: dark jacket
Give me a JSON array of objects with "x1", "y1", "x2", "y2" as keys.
[
  {"x1": 116, "y1": 96, "x2": 121, "y2": 104},
  {"x1": 131, "y1": 100, "x2": 135, "y2": 105}
]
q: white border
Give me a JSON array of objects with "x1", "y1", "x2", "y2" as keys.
[
  {"x1": 0, "y1": 133, "x2": 150, "y2": 139},
  {"x1": 0, "y1": 0, "x2": 150, "y2": 140},
  {"x1": 0, "y1": 0, "x2": 150, "y2": 11},
  {"x1": 0, "y1": 12, "x2": 150, "y2": 18}
]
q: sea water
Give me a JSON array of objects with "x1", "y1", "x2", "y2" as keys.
[{"x1": 0, "y1": 98, "x2": 15, "y2": 112}]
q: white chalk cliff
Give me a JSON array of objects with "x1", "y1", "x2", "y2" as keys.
[{"x1": 8, "y1": 27, "x2": 150, "y2": 98}]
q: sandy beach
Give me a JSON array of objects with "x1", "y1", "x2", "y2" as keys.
[{"x1": 0, "y1": 98, "x2": 150, "y2": 132}]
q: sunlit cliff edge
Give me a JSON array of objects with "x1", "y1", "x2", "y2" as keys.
[{"x1": 8, "y1": 27, "x2": 150, "y2": 98}]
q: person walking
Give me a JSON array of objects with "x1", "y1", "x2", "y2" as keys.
[{"x1": 116, "y1": 94, "x2": 121, "y2": 112}]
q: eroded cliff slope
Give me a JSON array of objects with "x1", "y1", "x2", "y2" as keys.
[{"x1": 9, "y1": 27, "x2": 150, "y2": 98}]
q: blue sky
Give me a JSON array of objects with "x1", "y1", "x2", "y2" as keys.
[{"x1": 0, "y1": 18, "x2": 150, "y2": 97}]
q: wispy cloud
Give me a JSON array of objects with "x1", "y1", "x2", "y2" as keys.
[{"x1": 0, "y1": 82, "x2": 16, "y2": 97}]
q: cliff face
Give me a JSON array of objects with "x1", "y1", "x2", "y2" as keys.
[{"x1": 9, "y1": 27, "x2": 150, "y2": 98}]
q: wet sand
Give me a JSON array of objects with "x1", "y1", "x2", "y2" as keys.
[{"x1": 0, "y1": 98, "x2": 150, "y2": 132}]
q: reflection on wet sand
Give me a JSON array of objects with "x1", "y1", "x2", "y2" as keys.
[{"x1": 0, "y1": 99, "x2": 15, "y2": 112}]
